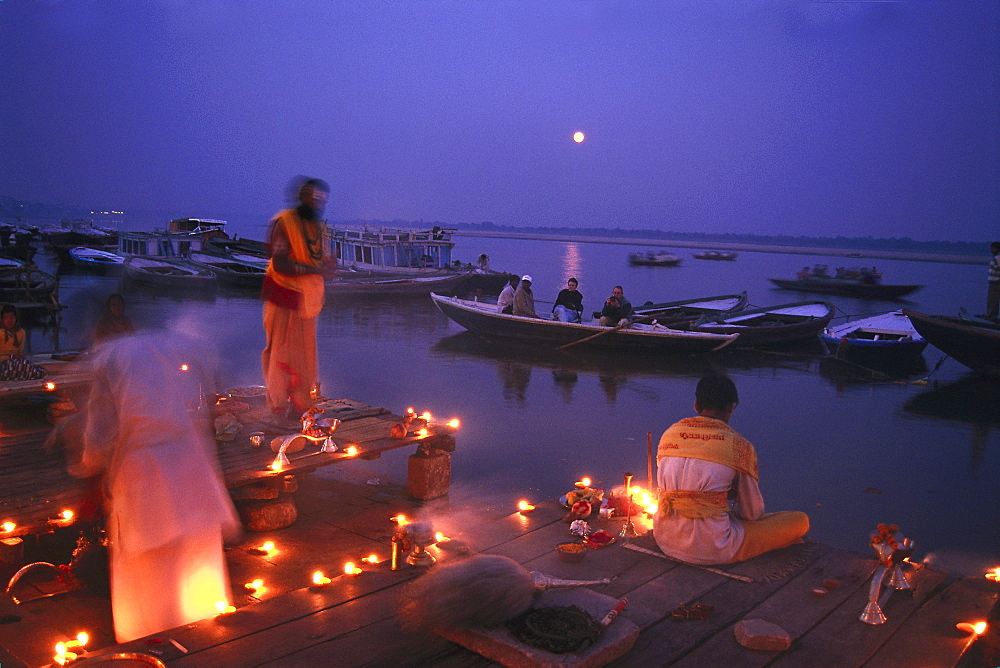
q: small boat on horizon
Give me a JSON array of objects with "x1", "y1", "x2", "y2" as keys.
[
  {"x1": 769, "y1": 275, "x2": 921, "y2": 300},
  {"x1": 821, "y1": 310, "x2": 927, "y2": 366},
  {"x1": 692, "y1": 250, "x2": 737, "y2": 261},
  {"x1": 628, "y1": 250, "x2": 681, "y2": 267},
  {"x1": 430, "y1": 293, "x2": 739, "y2": 354}
]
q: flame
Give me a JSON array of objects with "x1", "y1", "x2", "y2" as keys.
[
  {"x1": 363, "y1": 554, "x2": 380, "y2": 563},
  {"x1": 420, "y1": 411, "x2": 431, "y2": 421},
  {"x1": 957, "y1": 621, "x2": 988, "y2": 635},
  {"x1": 45, "y1": 382, "x2": 57, "y2": 391},
  {"x1": 391, "y1": 514, "x2": 410, "y2": 526},
  {"x1": 644, "y1": 503, "x2": 659, "y2": 515},
  {"x1": 986, "y1": 566, "x2": 1000, "y2": 582},
  {"x1": 575, "y1": 477, "x2": 592, "y2": 488},
  {"x1": 269, "y1": 460, "x2": 284, "y2": 471},
  {"x1": 244, "y1": 578, "x2": 264, "y2": 593},
  {"x1": 312, "y1": 571, "x2": 332, "y2": 585},
  {"x1": 447, "y1": 418, "x2": 460, "y2": 428},
  {"x1": 60, "y1": 510, "x2": 74, "y2": 521},
  {"x1": 417, "y1": 428, "x2": 428, "y2": 437},
  {"x1": 215, "y1": 601, "x2": 235, "y2": 614},
  {"x1": 974, "y1": 621, "x2": 988, "y2": 635},
  {"x1": 55, "y1": 643, "x2": 66, "y2": 658},
  {"x1": 259, "y1": 541, "x2": 274, "y2": 554},
  {"x1": 179, "y1": 363, "x2": 189, "y2": 372},
  {"x1": 406, "y1": 407, "x2": 415, "y2": 415},
  {"x1": 629, "y1": 485, "x2": 642, "y2": 495},
  {"x1": 517, "y1": 500, "x2": 535, "y2": 512},
  {"x1": 345, "y1": 445, "x2": 358, "y2": 456},
  {"x1": 75, "y1": 632, "x2": 88, "y2": 647},
  {"x1": 344, "y1": 562, "x2": 362, "y2": 575},
  {"x1": 434, "y1": 532, "x2": 449, "y2": 543},
  {"x1": 1, "y1": 521, "x2": 14, "y2": 533}
]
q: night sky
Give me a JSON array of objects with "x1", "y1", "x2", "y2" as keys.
[{"x1": 2, "y1": 1, "x2": 997, "y2": 242}]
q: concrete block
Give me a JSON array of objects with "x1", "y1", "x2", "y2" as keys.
[{"x1": 408, "y1": 451, "x2": 451, "y2": 500}]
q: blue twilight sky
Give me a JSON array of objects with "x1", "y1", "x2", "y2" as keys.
[{"x1": 1, "y1": 1, "x2": 997, "y2": 242}]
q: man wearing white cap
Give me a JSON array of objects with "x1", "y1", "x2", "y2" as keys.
[{"x1": 513, "y1": 275, "x2": 539, "y2": 318}]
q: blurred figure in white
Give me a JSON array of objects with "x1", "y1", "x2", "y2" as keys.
[{"x1": 65, "y1": 330, "x2": 240, "y2": 642}]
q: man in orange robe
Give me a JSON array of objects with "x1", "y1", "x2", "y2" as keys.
[
  {"x1": 261, "y1": 178, "x2": 337, "y2": 419},
  {"x1": 653, "y1": 374, "x2": 809, "y2": 565}
]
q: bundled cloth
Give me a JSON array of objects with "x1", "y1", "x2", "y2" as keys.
[{"x1": 0, "y1": 357, "x2": 46, "y2": 381}]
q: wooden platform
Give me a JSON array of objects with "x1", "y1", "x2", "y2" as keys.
[{"x1": 1, "y1": 477, "x2": 994, "y2": 668}]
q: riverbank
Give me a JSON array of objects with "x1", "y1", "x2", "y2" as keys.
[{"x1": 454, "y1": 230, "x2": 986, "y2": 266}]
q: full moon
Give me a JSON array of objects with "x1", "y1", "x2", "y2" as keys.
[{"x1": 573, "y1": 131, "x2": 585, "y2": 143}]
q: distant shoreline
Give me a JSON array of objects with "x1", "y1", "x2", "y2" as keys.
[{"x1": 453, "y1": 230, "x2": 986, "y2": 266}]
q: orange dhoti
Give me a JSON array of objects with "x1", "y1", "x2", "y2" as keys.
[{"x1": 261, "y1": 300, "x2": 318, "y2": 414}]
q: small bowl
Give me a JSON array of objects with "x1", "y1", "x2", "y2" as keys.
[
  {"x1": 556, "y1": 542, "x2": 587, "y2": 563},
  {"x1": 227, "y1": 385, "x2": 267, "y2": 406}
]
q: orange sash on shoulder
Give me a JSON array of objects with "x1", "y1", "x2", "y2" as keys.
[
  {"x1": 265, "y1": 209, "x2": 325, "y2": 319},
  {"x1": 656, "y1": 416, "x2": 759, "y2": 480}
]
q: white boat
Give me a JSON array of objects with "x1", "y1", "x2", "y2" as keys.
[
  {"x1": 331, "y1": 225, "x2": 457, "y2": 276},
  {"x1": 68, "y1": 246, "x2": 125, "y2": 274},
  {"x1": 821, "y1": 310, "x2": 927, "y2": 365},
  {"x1": 122, "y1": 256, "x2": 217, "y2": 292}
]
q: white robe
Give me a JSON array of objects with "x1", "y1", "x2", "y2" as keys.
[{"x1": 69, "y1": 332, "x2": 240, "y2": 643}]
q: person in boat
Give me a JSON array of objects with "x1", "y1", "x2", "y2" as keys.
[
  {"x1": 496, "y1": 275, "x2": 519, "y2": 314},
  {"x1": 0, "y1": 303, "x2": 24, "y2": 360},
  {"x1": 552, "y1": 277, "x2": 583, "y2": 323},
  {"x1": 796, "y1": 266, "x2": 811, "y2": 279},
  {"x1": 92, "y1": 293, "x2": 135, "y2": 346},
  {"x1": 477, "y1": 253, "x2": 490, "y2": 272},
  {"x1": 985, "y1": 242, "x2": 1000, "y2": 321},
  {"x1": 61, "y1": 330, "x2": 240, "y2": 643},
  {"x1": 512, "y1": 275, "x2": 539, "y2": 318},
  {"x1": 652, "y1": 374, "x2": 810, "y2": 565},
  {"x1": 598, "y1": 286, "x2": 633, "y2": 327},
  {"x1": 261, "y1": 177, "x2": 337, "y2": 421}
]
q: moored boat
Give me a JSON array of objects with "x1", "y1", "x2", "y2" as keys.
[
  {"x1": 122, "y1": 256, "x2": 217, "y2": 291},
  {"x1": 679, "y1": 300, "x2": 834, "y2": 347},
  {"x1": 430, "y1": 293, "x2": 738, "y2": 353},
  {"x1": 769, "y1": 276, "x2": 921, "y2": 300},
  {"x1": 331, "y1": 225, "x2": 458, "y2": 276},
  {"x1": 692, "y1": 251, "x2": 737, "y2": 261},
  {"x1": 628, "y1": 250, "x2": 681, "y2": 267},
  {"x1": 68, "y1": 246, "x2": 125, "y2": 274},
  {"x1": 0, "y1": 260, "x2": 58, "y2": 305},
  {"x1": 821, "y1": 310, "x2": 927, "y2": 366},
  {"x1": 327, "y1": 272, "x2": 469, "y2": 298},
  {"x1": 632, "y1": 293, "x2": 748, "y2": 324},
  {"x1": 904, "y1": 310, "x2": 1000, "y2": 377},
  {"x1": 187, "y1": 251, "x2": 266, "y2": 289}
]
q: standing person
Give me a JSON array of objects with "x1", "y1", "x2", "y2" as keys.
[
  {"x1": 985, "y1": 242, "x2": 1000, "y2": 321},
  {"x1": 64, "y1": 331, "x2": 240, "y2": 642},
  {"x1": 92, "y1": 293, "x2": 135, "y2": 346},
  {"x1": 653, "y1": 374, "x2": 809, "y2": 565},
  {"x1": 497, "y1": 275, "x2": 519, "y2": 314},
  {"x1": 513, "y1": 275, "x2": 538, "y2": 318},
  {"x1": 261, "y1": 177, "x2": 337, "y2": 421},
  {"x1": 552, "y1": 277, "x2": 584, "y2": 323},
  {"x1": 0, "y1": 303, "x2": 24, "y2": 360},
  {"x1": 598, "y1": 286, "x2": 633, "y2": 327}
]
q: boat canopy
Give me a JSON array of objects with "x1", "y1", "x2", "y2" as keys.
[{"x1": 331, "y1": 225, "x2": 455, "y2": 270}]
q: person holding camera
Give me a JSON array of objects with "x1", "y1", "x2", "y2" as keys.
[{"x1": 598, "y1": 285, "x2": 633, "y2": 327}]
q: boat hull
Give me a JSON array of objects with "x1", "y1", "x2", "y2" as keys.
[
  {"x1": 123, "y1": 256, "x2": 217, "y2": 291},
  {"x1": 69, "y1": 247, "x2": 125, "y2": 275},
  {"x1": 326, "y1": 273, "x2": 469, "y2": 298},
  {"x1": 632, "y1": 293, "x2": 749, "y2": 324},
  {"x1": 904, "y1": 310, "x2": 1000, "y2": 377},
  {"x1": 769, "y1": 277, "x2": 921, "y2": 300},
  {"x1": 187, "y1": 252, "x2": 266, "y2": 289},
  {"x1": 685, "y1": 301, "x2": 834, "y2": 347},
  {"x1": 821, "y1": 310, "x2": 927, "y2": 366},
  {"x1": 431, "y1": 293, "x2": 738, "y2": 354}
]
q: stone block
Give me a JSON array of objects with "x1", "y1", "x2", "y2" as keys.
[
  {"x1": 408, "y1": 451, "x2": 451, "y2": 500},
  {"x1": 734, "y1": 618, "x2": 792, "y2": 651},
  {"x1": 236, "y1": 493, "x2": 297, "y2": 531}
]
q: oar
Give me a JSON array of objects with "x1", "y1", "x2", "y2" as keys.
[{"x1": 557, "y1": 313, "x2": 659, "y2": 350}]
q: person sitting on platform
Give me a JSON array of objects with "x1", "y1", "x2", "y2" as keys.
[
  {"x1": 92, "y1": 293, "x2": 135, "y2": 346},
  {"x1": 652, "y1": 374, "x2": 809, "y2": 565},
  {"x1": 598, "y1": 286, "x2": 633, "y2": 327},
  {"x1": 552, "y1": 277, "x2": 583, "y2": 323},
  {"x1": 0, "y1": 303, "x2": 24, "y2": 360},
  {"x1": 512, "y1": 275, "x2": 538, "y2": 318},
  {"x1": 497, "y1": 275, "x2": 519, "y2": 314}
]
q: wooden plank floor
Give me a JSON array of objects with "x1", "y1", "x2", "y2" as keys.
[{"x1": 1, "y1": 473, "x2": 993, "y2": 668}]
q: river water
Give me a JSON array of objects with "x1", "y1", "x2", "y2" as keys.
[{"x1": 22, "y1": 234, "x2": 999, "y2": 575}]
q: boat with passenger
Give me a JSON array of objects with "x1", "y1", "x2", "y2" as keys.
[
  {"x1": 769, "y1": 265, "x2": 921, "y2": 300},
  {"x1": 430, "y1": 293, "x2": 738, "y2": 353}
]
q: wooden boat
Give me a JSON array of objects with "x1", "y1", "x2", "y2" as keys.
[
  {"x1": 122, "y1": 256, "x2": 217, "y2": 291},
  {"x1": 68, "y1": 246, "x2": 125, "y2": 274},
  {"x1": 187, "y1": 251, "x2": 266, "y2": 289},
  {"x1": 0, "y1": 260, "x2": 57, "y2": 304},
  {"x1": 332, "y1": 224, "x2": 459, "y2": 276},
  {"x1": 628, "y1": 251, "x2": 681, "y2": 267},
  {"x1": 821, "y1": 310, "x2": 927, "y2": 365},
  {"x1": 904, "y1": 310, "x2": 1000, "y2": 377},
  {"x1": 769, "y1": 276, "x2": 921, "y2": 300},
  {"x1": 327, "y1": 272, "x2": 469, "y2": 298},
  {"x1": 692, "y1": 251, "x2": 737, "y2": 261},
  {"x1": 679, "y1": 300, "x2": 834, "y2": 347},
  {"x1": 632, "y1": 293, "x2": 749, "y2": 324},
  {"x1": 430, "y1": 293, "x2": 739, "y2": 353}
]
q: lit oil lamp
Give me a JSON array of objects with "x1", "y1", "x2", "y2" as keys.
[
  {"x1": 390, "y1": 513, "x2": 410, "y2": 526},
  {"x1": 956, "y1": 621, "x2": 988, "y2": 635},
  {"x1": 312, "y1": 571, "x2": 332, "y2": 586},
  {"x1": 215, "y1": 601, "x2": 236, "y2": 615},
  {"x1": 1, "y1": 521, "x2": 15, "y2": 533},
  {"x1": 363, "y1": 554, "x2": 380, "y2": 563},
  {"x1": 417, "y1": 428, "x2": 429, "y2": 438},
  {"x1": 517, "y1": 500, "x2": 536, "y2": 514},
  {"x1": 433, "y1": 532, "x2": 450, "y2": 544},
  {"x1": 344, "y1": 562, "x2": 363, "y2": 575},
  {"x1": 420, "y1": 411, "x2": 431, "y2": 421},
  {"x1": 179, "y1": 363, "x2": 189, "y2": 372},
  {"x1": 446, "y1": 418, "x2": 460, "y2": 429},
  {"x1": 60, "y1": 510, "x2": 75, "y2": 521},
  {"x1": 65, "y1": 632, "x2": 88, "y2": 651},
  {"x1": 54, "y1": 642, "x2": 77, "y2": 666},
  {"x1": 986, "y1": 566, "x2": 1000, "y2": 582},
  {"x1": 244, "y1": 578, "x2": 264, "y2": 594},
  {"x1": 345, "y1": 445, "x2": 358, "y2": 456},
  {"x1": 248, "y1": 541, "x2": 275, "y2": 556},
  {"x1": 45, "y1": 382, "x2": 57, "y2": 391},
  {"x1": 575, "y1": 477, "x2": 592, "y2": 489}
]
